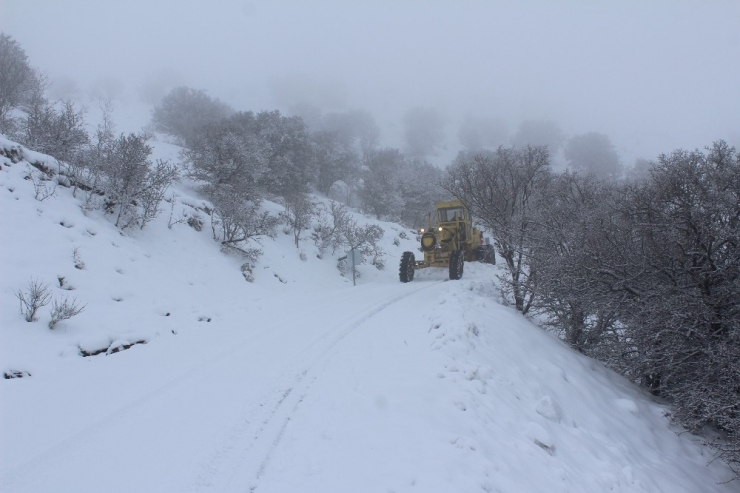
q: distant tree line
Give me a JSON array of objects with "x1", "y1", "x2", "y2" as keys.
[
  {"x1": 151, "y1": 84, "x2": 445, "y2": 234},
  {"x1": 445, "y1": 141, "x2": 740, "y2": 475}
]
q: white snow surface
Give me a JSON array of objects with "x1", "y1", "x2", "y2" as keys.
[{"x1": 1, "y1": 134, "x2": 738, "y2": 493}]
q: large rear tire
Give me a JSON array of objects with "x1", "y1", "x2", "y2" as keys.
[
  {"x1": 449, "y1": 249, "x2": 464, "y2": 280},
  {"x1": 399, "y1": 251, "x2": 415, "y2": 283}
]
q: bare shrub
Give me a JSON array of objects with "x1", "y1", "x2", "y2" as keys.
[
  {"x1": 28, "y1": 165, "x2": 57, "y2": 201},
  {"x1": 16, "y1": 279, "x2": 51, "y2": 322},
  {"x1": 166, "y1": 193, "x2": 189, "y2": 229},
  {"x1": 312, "y1": 201, "x2": 351, "y2": 257},
  {"x1": 228, "y1": 246, "x2": 262, "y2": 283},
  {"x1": 19, "y1": 75, "x2": 89, "y2": 164},
  {"x1": 311, "y1": 200, "x2": 385, "y2": 265},
  {"x1": 101, "y1": 133, "x2": 178, "y2": 229},
  {"x1": 208, "y1": 187, "x2": 277, "y2": 256},
  {"x1": 48, "y1": 295, "x2": 86, "y2": 329}
]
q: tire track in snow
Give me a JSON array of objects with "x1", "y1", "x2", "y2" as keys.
[{"x1": 191, "y1": 280, "x2": 445, "y2": 493}]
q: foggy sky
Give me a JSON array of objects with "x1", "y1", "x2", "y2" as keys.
[{"x1": 2, "y1": 0, "x2": 739, "y2": 165}]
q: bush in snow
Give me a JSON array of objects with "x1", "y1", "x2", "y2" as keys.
[
  {"x1": 16, "y1": 279, "x2": 52, "y2": 322},
  {"x1": 206, "y1": 185, "x2": 278, "y2": 256},
  {"x1": 99, "y1": 132, "x2": 178, "y2": 229},
  {"x1": 48, "y1": 295, "x2": 86, "y2": 329},
  {"x1": 19, "y1": 91, "x2": 89, "y2": 165},
  {"x1": 312, "y1": 201, "x2": 352, "y2": 258},
  {"x1": 312, "y1": 200, "x2": 385, "y2": 267},
  {"x1": 27, "y1": 164, "x2": 57, "y2": 201}
]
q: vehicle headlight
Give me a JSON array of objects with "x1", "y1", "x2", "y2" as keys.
[{"x1": 438, "y1": 227, "x2": 443, "y2": 231}]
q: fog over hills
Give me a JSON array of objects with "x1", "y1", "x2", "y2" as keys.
[{"x1": 2, "y1": 0, "x2": 739, "y2": 166}]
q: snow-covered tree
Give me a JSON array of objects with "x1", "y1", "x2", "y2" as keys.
[
  {"x1": 100, "y1": 133, "x2": 178, "y2": 229},
  {"x1": 403, "y1": 106, "x2": 446, "y2": 158},
  {"x1": 0, "y1": 32, "x2": 35, "y2": 131},
  {"x1": 529, "y1": 171, "x2": 622, "y2": 356},
  {"x1": 457, "y1": 115, "x2": 508, "y2": 151},
  {"x1": 359, "y1": 148, "x2": 405, "y2": 220},
  {"x1": 564, "y1": 132, "x2": 621, "y2": 179},
  {"x1": 396, "y1": 158, "x2": 445, "y2": 228},
  {"x1": 252, "y1": 110, "x2": 315, "y2": 197},
  {"x1": 444, "y1": 146, "x2": 552, "y2": 314},
  {"x1": 151, "y1": 86, "x2": 233, "y2": 147},
  {"x1": 280, "y1": 193, "x2": 316, "y2": 248},
  {"x1": 511, "y1": 120, "x2": 565, "y2": 153},
  {"x1": 312, "y1": 129, "x2": 359, "y2": 196},
  {"x1": 20, "y1": 92, "x2": 89, "y2": 165}
]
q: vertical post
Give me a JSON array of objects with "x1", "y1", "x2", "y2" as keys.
[{"x1": 351, "y1": 247, "x2": 356, "y2": 286}]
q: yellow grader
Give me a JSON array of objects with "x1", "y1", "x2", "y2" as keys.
[{"x1": 399, "y1": 200, "x2": 495, "y2": 282}]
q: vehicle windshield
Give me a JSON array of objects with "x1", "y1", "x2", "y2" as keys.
[{"x1": 439, "y1": 208, "x2": 464, "y2": 222}]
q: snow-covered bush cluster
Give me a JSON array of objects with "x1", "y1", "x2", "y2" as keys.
[{"x1": 445, "y1": 141, "x2": 740, "y2": 473}]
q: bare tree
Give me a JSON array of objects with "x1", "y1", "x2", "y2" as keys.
[
  {"x1": 280, "y1": 193, "x2": 316, "y2": 248},
  {"x1": 530, "y1": 172, "x2": 622, "y2": 356},
  {"x1": 312, "y1": 201, "x2": 352, "y2": 257},
  {"x1": 444, "y1": 146, "x2": 551, "y2": 313}
]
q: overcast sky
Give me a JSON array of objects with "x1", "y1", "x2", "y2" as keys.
[{"x1": 2, "y1": 0, "x2": 739, "y2": 164}]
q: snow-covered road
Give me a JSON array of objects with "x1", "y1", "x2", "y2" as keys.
[
  {"x1": 3, "y1": 274, "x2": 453, "y2": 492},
  {"x1": 5, "y1": 268, "x2": 738, "y2": 493}
]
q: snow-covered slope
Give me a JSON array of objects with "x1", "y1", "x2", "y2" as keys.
[{"x1": 1, "y1": 136, "x2": 737, "y2": 493}]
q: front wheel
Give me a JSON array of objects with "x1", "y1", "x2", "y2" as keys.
[
  {"x1": 449, "y1": 249, "x2": 464, "y2": 280},
  {"x1": 399, "y1": 251, "x2": 415, "y2": 283}
]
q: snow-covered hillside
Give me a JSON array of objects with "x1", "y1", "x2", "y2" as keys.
[{"x1": 1, "y1": 136, "x2": 738, "y2": 493}]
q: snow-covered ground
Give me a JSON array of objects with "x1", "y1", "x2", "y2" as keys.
[{"x1": 1, "y1": 135, "x2": 738, "y2": 493}]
